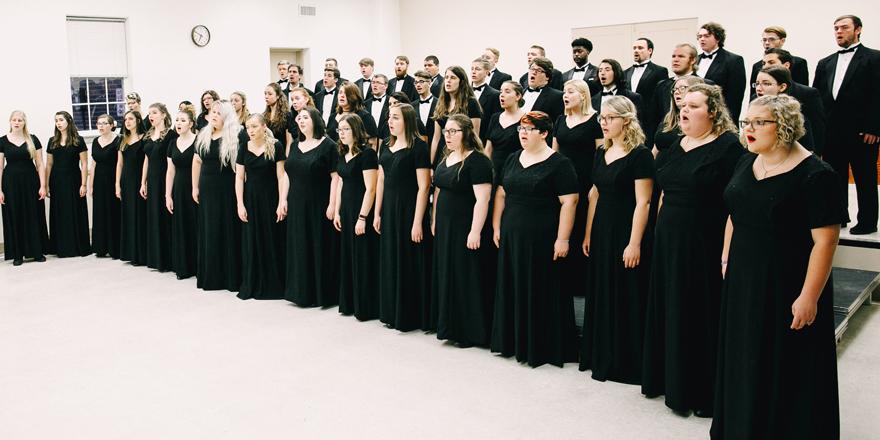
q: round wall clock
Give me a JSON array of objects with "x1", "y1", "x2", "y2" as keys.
[{"x1": 191, "y1": 25, "x2": 210, "y2": 47}]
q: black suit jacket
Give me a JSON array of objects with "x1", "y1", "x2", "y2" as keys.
[
  {"x1": 277, "y1": 79, "x2": 291, "y2": 97},
  {"x1": 701, "y1": 48, "x2": 747, "y2": 121},
  {"x1": 314, "y1": 87, "x2": 340, "y2": 124},
  {"x1": 365, "y1": 94, "x2": 392, "y2": 139},
  {"x1": 749, "y1": 55, "x2": 809, "y2": 98},
  {"x1": 530, "y1": 87, "x2": 565, "y2": 124},
  {"x1": 475, "y1": 85, "x2": 501, "y2": 141},
  {"x1": 430, "y1": 75, "x2": 442, "y2": 97},
  {"x1": 488, "y1": 69, "x2": 513, "y2": 89},
  {"x1": 624, "y1": 61, "x2": 668, "y2": 111},
  {"x1": 354, "y1": 77, "x2": 373, "y2": 99},
  {"x1": 388, "y1": 75, "x2": 420, "y2": 103},
  {"x1": 562, "y1": 63, "x2": 601, "y2": 95},
  {"x1": 519, "y1": 68, "x2": 565, "y2": 91},
  {"x1": 786, "y1": 82, "x2": 826, "y2": 152},
  {"x1": 591, "y1": 89, "x2": 646, "y2": 130},
  {"x1": 414, "y1": 95, "x2": 438, "y2": 142},
  {"x1": 813, "y1": 44, "x2": 880, "y2": 140}
]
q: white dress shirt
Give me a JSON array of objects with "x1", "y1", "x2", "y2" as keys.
[
  {"x1": 321, "y1": 88, "x2": 336, "y2": 124},
  {"x1": 360, "y1": 77, "x2": 372, "y2": 98},
  {"x1": 472, "y1": 82, "x2": 487, "y2": 100},
  {"x1": 370, "y1": 95, "x2": 386, "y2": 125},
  {"x1": 697, "y1": 50, "x2": 718, "y2": 78},
  {"x1": 630, "y1": 62, "x2": 648, "y2": 92},
  {"x1": 601, "y1": 87, "x2": 617, "y2": 104},
  {"x1": 418, "y1": 95, "x2": 433, "y2": 126},
  {"x1": 522, "y1": 88, "x2": 541, "y2": 113},
  {"x1": 833, "y1": 44, "x2": 860, "y2": 99},
  {"x1": 394, "y1": 78, "x2": 405, "y2": 92}
]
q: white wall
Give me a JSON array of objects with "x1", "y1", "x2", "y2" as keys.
[{"x1": 399, "y1": 0, "x2": 877, "y2": 87}]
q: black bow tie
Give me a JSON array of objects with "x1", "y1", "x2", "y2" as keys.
[
  {"x1": 419, "y1": 98, "x2": 432, "y2": 104},
  {"x1": 363, "y1": 78, "x2": 371, "y2": 82},
  {"x1": 699, "y1": 52, "x2": 716, "y2": 60},
  {"x1": 633, "y1": 63, "x2": 647, "y2": 68},
  {"x1": 601, "y1": 90, "x2": 616, "y2": 96},
  {"x1": 373, "y1": 95, "x2": 386, "y2": 101},
  {"x1": 527, "y1": 87, "x2": 542, "y2": 93},
  {"x1": 473, "y1": 84, "x2": 486, "y2": 92},
  {"x1": 573, "y1": 66, "x2": 586, "y2": 72},
  {"x1": 838, "y1": 46, "x2": 858, "y2": 54},
  {"x1": 325, "y1": 88, "x2": 336, "y2": 94}
]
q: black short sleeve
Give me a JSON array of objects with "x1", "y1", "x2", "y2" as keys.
[
  {"x1": 358, "y1": 110, "x2": 379, "y2": 138},
  {"x1": 235, "y1": 143, "x2": 246, "y2": 165},
  {"x1": 237, "y1": 128, "x2": 249, "y2": 146},
  {"x1": 719, "y1": 132, "x2": 746, "y2": 183},
  {"x1": 804, "y1": 165, "x2": 848, "y2": 229},
  {"x1": 33, "y1": 136, "x2": 42, "y2": 150},
  {"x1": 553, "y1": 114, "x2": 566, "y2": 138},
  {"x1": 47, "y1": 137, "x2": 57, "y2": 154},
  {"x1": 552, "y1": 154, "x2": 579, "y2": 196},
  {"x1": 274, "y1": 140, "x2": 286, "y2": 162},
  {"x1": 631, "y1": 146, "x2": 655, "y2": 180},
  {"x1": 413, "y1": 138, "x2": 431, "y2": 169},
  {"x1": 166, "y1": 140, "x2": 175, "y2": 159},
  {"x1": 467, "y1": 97, "x2": 483, "y2": 119},
  {"x1": 322, "y1": 139, "x2": 339, "y2": 172},
  {"x1": 498, "y1": 152, "x2": 520, "y2": 188},
  {"x1": 467, "y1": 153, "x2": 493, "y2": 185},
  {"x1": 361, "y1": 148, "x2": 378, "y2": 170},
  {"x1": 76, "y1": 136, "x2": 87, "y2": 153}
]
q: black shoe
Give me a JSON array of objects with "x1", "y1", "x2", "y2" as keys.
[
  {"x1": 849, "y1": 224, "x2": 878, "y2": 235},
  {"x1": 34, "y1": 255, "x2": 46, "y2": 262},
  {"x1": 694, "y1": 408, "x2": 713, "y2": 418},
  {"x1": 13, "y1": 259, "x2": 23, "y2": 266}
]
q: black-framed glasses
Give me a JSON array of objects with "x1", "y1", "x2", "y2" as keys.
[
  {"x1": 672, "y1": 85, "x2": 689, "y2": 94},
  {"x1": 336, "y1": 127, "x2": 351, "y2": 133},
  {"x1": 516, "y1": 126, "x2": 538, "y2": 133},
  {"x1": 442, "y1": 128, "x2": 462, "y2": 136},
  {"x1": 739, "y1": 119, "x2": 777, "y2": 129},
  {"x1": 599, "y1": 115, "x2": 623, "y2": 124},
  {"x1": 751, "y1": 81, "x2": 777, "y2": 89}
]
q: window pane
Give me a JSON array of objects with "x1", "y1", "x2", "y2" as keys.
[
  {"x1": 72, "y1": 105, "x2": 89, "y2": 130},
  {"x1": 89, "y1": 104, "x2": 109, "y2": 131},
  {"x1": 71, "y1": 77, "x2": 87, "y2": 104},
  {"x1": 89, "y1": 78, "x2": 107, "y2": 103},
  {"x1": 107, "y1": 77, "x2": 124, "y2": 102},
  {"x1": 108, "y1": 103, "x2": 125, "y2": 123}
]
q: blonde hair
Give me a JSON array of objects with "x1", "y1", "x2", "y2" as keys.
[
  {"x1": 662, "y1": 76, "x2": 705, "y2": 132},
  {"x1": 601, "y1": 96, "x2": 645, "y2": 152},
  {"x1": 245, "y1": 113, "x2": 278, "y2": 161},
  {"x1": 745, "y1": 95, "x2": 805, "y2": 150},
  {"x1": 686, "y1": 83, "x2": 737, "y2": 136},
  {"x1": 563, "y1": 79, "x2": 595, "y2": 116},
  {"x1": 8, "y1": 111, "x2": 37, "y2": 159},
  {"x1": 196, "y1": 101, "x2": 241, "y2": 167}
]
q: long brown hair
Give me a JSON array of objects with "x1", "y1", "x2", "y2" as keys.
[
  {"x1": 433, "y1": 66, "x2": 479, "y2": 119},
  {"x1": 335, "y1": 83, "x2": 366, "y2": 114},
  {"x1": 119, "y1": 110, "x2": 145, "y2": 151},
  {"x1": 444, "y1": 114, "x2": 485, "y2": 180},
  {"x1": 388, "y1": 103, "x2": 418, "y2": 148},
  {"x1": 146, "y1": 102, "x2": 172, "y2": 140},
  {"x1": 263, "y1": 83, "x2": 291, "y2": 137},
  {"x1": 49, "y1": 111, "x2": 80, "y2": 149},
  {"x1": 336, "y1": 113, "x2": 369, "y2": 156}
]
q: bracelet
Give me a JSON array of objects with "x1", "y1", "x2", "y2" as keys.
[{"x1": 358, "y1": 214, "x2": 368, "y2": 220}]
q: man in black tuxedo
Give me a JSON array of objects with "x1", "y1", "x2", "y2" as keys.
[
  {"x1": 313, "y1": 58, "x2": 347, "y2": 93},
  {"x1": 287, "y1": 64, "x2": 311, "y2": 96},
  {"x1": 625, "y1": 38, "x2": 669, "y2": 118},
  {"x1": 424, "y1": 55, "x2": 442, "y2": 97},
  {"x1": 414, "y1": 70, "x2": 437, "y2": 141},
  {"x1": 522, "y1": 57, "x2": 564, "y2": 134},
  {"x1": 696, "y1": 22, "x2": 747, "y2": 121},
  {"x1": 749, "y1": 26, "x2": 809, "y2": 99},
  {"x1": 593, "y1": 59, "x2": 645, "y2": 129},
  {"x1": 314, "y1": 67, "x2": 340, "y2": 127},
  {"x1": 645, "y1": 43, "x2": 700, "y2": 146},
  {"x1": 562, "y1": 37, "x2": 601, "y2": 96},
  {"x1": 519, "y1": 45, "x2": 564, "y2": 91},
  {"x1": 365, "y1": 73, "x2": 391, "y2": 140},
  {"x1": 813, "y1": 14, "x2": 880, "y2": 234},
  {"x1": 354, "y1": 58, "x2": 375, "y2": 99},
  {"x1": 276, "y1": 60, "x2": 291, "y2": 96},
  {"x1": 387, "y1": 56, "x2": 420, "y2": 103},
  {"x1": 471, "y1": 58, "x2": 501, "y2": 142},
  {"x1": 483, "y1": 47, "x2": 513, "y2": 90}
]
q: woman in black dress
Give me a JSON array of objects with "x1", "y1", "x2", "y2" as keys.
[
  {"x1": 192, "y1": 101, "x2": 244, "y2": 292},
  {"x1": 333, "y1": 114, "x2": 380, "y2": 320},
  {"x1": 264, "y1": 83, "x2": 294, "y2": 150},
  {"x1": 553, "y1": 79, "x2": 604, "y2": 299},
  {"x1": 327, "y1": 83, "x2": 378, "y2": 146},
  {"x1": 430, "y1": 66, "x2": 482, "y2": 165},
  {"x1": 196, "y1": 90, "x2": 219, "y2": 130},
  {"x1": 0, "y1": 110, "x2": 48, "y2": 265},
  {"x1": 712, "y1": 95, "x2": 843, "y2": 439},
  {"x1": 579, "y1": 96, "x2": 653, "y2": 384},
  {"x1": 641, "y1": 84, "x2": 744, "y2": 417},
  {"x1": 288, "y1": 87, "x2": 315, "y2": 142},
  {"x1": 491, "y1": 111, "x2": 580, "y2": 367},
  {"x1": 484, "y1": 80, "x2": 525, "y2": 181},
  {"x1": 164, "y1": 105, "x2": 199, "y2": 279},
  {"x1": 432, "y1": 114, "x2": 494, "y2": 347},
  {"x1": 236, "y1": 114, "x2": 287, "y2": 299},
  {"x1": 115, "y1": 110, "x2": 148, "y2": 266},
  {"x1": 88, "y1": 114, "x2": 121, "y2": 258},
  {"x1": 143, "y1": 103, "x2": 173, "y2": 271},
  {"x1": 374, "y1": 103, "x2": 433, "y2": 331},
  {"x1": 283, "y1": 106, "x2": 340, "y2": 307},
  {"x1": 653, "y1": 76, "x2": 704, "y2": 157},
  {"x1": 46, "y1": 111, "x2": 91, "y2": 257}
]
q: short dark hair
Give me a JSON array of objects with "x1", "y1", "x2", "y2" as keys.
[
  {"x1": 764, "y1": 48, "x2": 793, "y2": 66},
  {"x1": 760, "y1": 65, "x2": 793, "y2": 92},
  {"x1": 520, "y1": 111, "x2": 553, "y2": 134},
  {"x1": 530, "y1": 45, "x2": 546, "y2": 56},
  {"x1": 424, "y1": 55, "x2": 439, "y2": 65},
  {"x1": 325, "y1": 57, "x2": 338, "y2": 64},
  {"x1": 288, "y1": 64, "x2": 303, "y2": 74},
  {"x1": 395, "y1": 55, "x2": 410, "y2": 64},
  {"x1": 298, "y1": 106, "x2": 326, "y2": 141},
  {"x1": 571, "y1": 38, "x2": 593, "y2": 52},
  {"x1": 600, "y1": 59, "x2": 626, "y2": 90},
  {"x1": 700, "y1": 22, "x2": 727, "y2": 47},
  {"x1": 413, "y1": 70, "x2": 432, "y2": 81},
  {"x1": 389, "y1": 91, "x2": 411, "y2": 105},
  {"x1": 530, "y1": 56, "x2": 554, "y2": 76},
  {"x1": 324, "y1": 67, "x2": 341, "y2": 80},
  {"x1": 636, "y1": 37, "x2": 654, "y2": 51},
  {"x1": 835, "y1": 14, "x2": 862, "y2": 29},
  {"x1": 358, "y1": 57, "x2": 374, "y2": 67}
]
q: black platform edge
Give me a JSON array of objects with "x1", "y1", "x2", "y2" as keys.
[
  {"x1": 839, "y1": 238, "x2": 880, "y2": 249},
  {"x1": 835, "y1": 272, "x2": 880, "y2": 343}
]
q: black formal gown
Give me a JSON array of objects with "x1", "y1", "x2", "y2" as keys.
[
  {"x1": 579, "y1": 146, "x2": 654, "y2": 384},
  {"x1": 144, "y1": 133, "x2": 173, "y2": 271},
  {"x1": 284, "y1": 137, "x2": 340, "y2": 307},
  {"x1": 91, "y1": 136, "x2": 121, "y2": 258},
  {"x1": 491, "y1": 151, "x2": 580, "y2": 367},
  {"x1": 326, "y1": 110, "x2": 378, "y2": 142},
  {"x1": 641, "y1": 132, "x2": 744, "y2": 413},
  {"x1": 0, "y1": 135, "x2": 48, "y2": 261},
  {"x1": 167, "y1": 136, "x2": 198, "y2": 279},
  {"x1": 433, "y1": 98, "x2": 482, "y2": 166},
  {"x1": 652, "y1": 123, "x2": 682, "y2": 154},
  {"x1": 433, "y1": 152, "x2": 494, "y2": 347},
  {"x1": 377, "y1": 139, "x2": 433, "y2": 331},
  {"x1": 238, "y1": 141, "x2": 286, "y2": 300},
  {"x1": 196, "y1": 138, "x2": 242, "y2": 292},
  {"x1": 119, "y1": 138, "x2": 148, "y2": 265},
  {"x1": 268, "y1": 111, "x2": 295, "y2": 146},
  {"x1": 337, "y1": 148, "x2": 380, "y2": 320},
  {"x1": 47, "y1": 137, "x2": 91, "y2": 257},
  {"x1": 486, "y1": 113, "x2": 521, "y2": 182},
  {"x1": 553, "y1": 113, "x2": 603, "y2": 298},
  {"x1": 711, "y1": 154, "x2": 843, "y2": 439}
]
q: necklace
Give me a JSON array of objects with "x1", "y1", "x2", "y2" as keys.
[{"x1": 759, "y1": 150, "x2": 791, "y2": 178}]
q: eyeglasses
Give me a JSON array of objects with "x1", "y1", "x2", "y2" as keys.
[
  {"x1": 739, "y1": 119, "x2": 777, "y2": 129},
  {"x1": 336, "y1": 127, "x2": 351, "y2": 133},
  {"x1": 599, "y1": 115, "x2": 623, "y2": 124},
  {"x1": 442, "y1": 128, "x2": 462, "y2": 136},
  {"x1": 516, "y1": 126, "x2": 538, "y2": 133},
  {"x1": 751, "y1": 81, "x2": 777, "y2": 88},
  {"x1": 415, "y1": 80, "x2": 430, "y2": 84},
  {"x1": 672, "y1": 85, "x2": 689, "y2": 94},
  {"x1": 527, "y1": 67, "x2": 546, "y2": 75}
]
